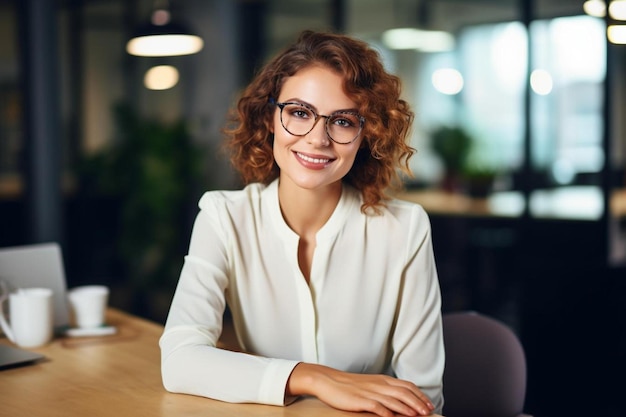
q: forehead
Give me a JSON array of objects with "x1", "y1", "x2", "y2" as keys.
[{"x1": 279, "y1": 65, "x2": 357, "y2": 110}]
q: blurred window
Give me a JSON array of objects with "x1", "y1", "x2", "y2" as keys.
[
  {"x1": 410, "y1": 14, "x2": 606, "y2": 220},
  {"x1": 529, "y1": 15, "x2": 606, "y2": 220}
]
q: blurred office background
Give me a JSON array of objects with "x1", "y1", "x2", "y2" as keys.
[{"x1": 0, "y1": 0, "x2": 624, "y2": 415}]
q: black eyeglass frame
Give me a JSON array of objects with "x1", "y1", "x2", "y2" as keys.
[{"x1": 269, "y1": 98, "x2": 365, "y2": 145}]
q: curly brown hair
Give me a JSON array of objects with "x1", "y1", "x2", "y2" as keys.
[{"x1": 224, "y1": 30, "x2": 415, "y2": 213}]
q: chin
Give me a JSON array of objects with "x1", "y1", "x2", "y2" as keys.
[{"x1": 286, "y1": 174, "x2": 343, "y2": 192}]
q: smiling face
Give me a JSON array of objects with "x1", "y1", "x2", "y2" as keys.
[{"x1": 272, "y1": 65, "x2": 363, "y2": 196}]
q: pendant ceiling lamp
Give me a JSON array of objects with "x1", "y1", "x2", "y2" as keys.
[
  {"x1": 584, "y1": 0, "x2": 626, "y2": 19},
  {"x1": 382, "y1": 0, "x2": 455, "y2": 53},
  {"x1": 583, "y1": 0, "x2": 626, "y2": 44},
  {"x1": 126, "y1": 1, "x2": 204, "y2": 57}
]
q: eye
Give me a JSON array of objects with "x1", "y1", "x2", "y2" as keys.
[
  {"x1": 286, "y1": 104, "x2": 314, "y2": 119},
  {"x1": 330, "y1": 113, "x2": 359, "y2": 128},
  {"x1": 293, "y1": 109, "x2": 310, "y2": 118}
]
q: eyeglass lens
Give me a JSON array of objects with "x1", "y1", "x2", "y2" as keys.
[{"x1": 279, "y1": 102, "x2": 362, "y2": 144}]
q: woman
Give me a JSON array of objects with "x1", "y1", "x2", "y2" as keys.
[{"x1": 160, "y1": 30, "x2": 444, "y2": 417}]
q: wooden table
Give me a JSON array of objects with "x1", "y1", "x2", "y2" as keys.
[{"x1": 0, "y1": 308, "x2": 442, "y2": 417}]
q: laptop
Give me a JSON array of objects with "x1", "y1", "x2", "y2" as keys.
[
  {"x1": 0, "y1": 242, "x2": 71, "y2": 333},
  {"x1": 0, "y1": 344, "x2": 45, "y2": 370}
]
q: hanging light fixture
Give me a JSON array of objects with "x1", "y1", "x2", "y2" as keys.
[
  {"x1": 584, "y1": 0, "x2": 626, "y2": 44},
  {"x1": 608, "y1": 24, "x2": 626, "y2": 43},
  {"x1": 126, "y1": 0, "x2": 204, "y2": 57},
  {"x1": 382, "y1": 0, "x2": 455, "y2": 53},
  {"x1": 382, "y1": 28, "x2": 455, "y2": 52},
  {"x1": 144, "y1": 65, "x2": 180, "y2": 90},
  {"x1": 583, "y1": 0, "x2": 607, "y2": 17},
  {"x1": 584, "y1": 0, "x2": 626, "y2": 19},
  {"x1": 609, "y1": 0, "x2": 626, "y2": 20}
]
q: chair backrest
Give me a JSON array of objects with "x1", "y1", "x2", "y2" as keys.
[{"x1": 442, "y1": 311, "x2": 527, "y2": 417}]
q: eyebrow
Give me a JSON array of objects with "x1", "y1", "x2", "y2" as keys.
[{"x1": 280, "y1": 98, "x2": 360, "y2": 114}]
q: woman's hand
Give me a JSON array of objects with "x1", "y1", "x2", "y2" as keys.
[{"x1": 286, "y1": 363, "x2": 435, "y2": 417}]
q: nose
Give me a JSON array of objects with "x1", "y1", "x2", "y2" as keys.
[{"x1": 306, "y1": 116, "x2": 330, "y2": 147}]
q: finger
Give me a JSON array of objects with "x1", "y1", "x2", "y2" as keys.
[
  {"x1": 386, "y1": 380, "x2": 435, "y2": 411},
  {"x1": 409, "y1": 390, "x2": 434, "y2": 412},
  {"x1": 375, "y1": 384, "x2": 432, "y2": 415},
  {"x1": 375, "y1": 395, "x2": 420, "y2": 416},
  {"x1": 357, "y1": 385, "x2": 422, "y2": 416},
  {"x1": 358, "y1": 397, "x2": 404, "y2": 417}
]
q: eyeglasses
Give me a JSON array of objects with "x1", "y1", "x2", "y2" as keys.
[{"x1": 270, "y1": 99, "x2": 365, "y2": 145}]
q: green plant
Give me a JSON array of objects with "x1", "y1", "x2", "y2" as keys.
[
  {"x1": 431, "y1": 126, "x2": 472, "y2": 174},
  {"x1": 461, "y1": 162, "x2": 499, "y2": 197},
  {"x1": 80, "y1": 103, "x2": 204, "y2": 291}
]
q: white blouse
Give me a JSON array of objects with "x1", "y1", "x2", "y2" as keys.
[{"x1": 159, "y1": 180, "x2": 444, "y2": 411}]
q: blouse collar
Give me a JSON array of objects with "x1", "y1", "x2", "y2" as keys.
[{"x1": 263, "y1": 179, "x2": 361, "y2": 243}]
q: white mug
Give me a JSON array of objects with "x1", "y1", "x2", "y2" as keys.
[
  {"x1": 0, "y1": 287, "x2": 54, "y2": 348},
  {"x1": 68, "y1": 285, "x2": 109, "y2": 329}
]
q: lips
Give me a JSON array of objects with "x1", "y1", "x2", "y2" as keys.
[
  {"x1": 296, "y1": 152, "x2": 331, "y2": 164},
  {"x1": 294, "y1": 151, "x2": 334, "y2": 168}
]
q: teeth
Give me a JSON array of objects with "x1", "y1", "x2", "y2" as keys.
[{"x1": 297, "y1": 152, "x2": 330, "y2": 164}]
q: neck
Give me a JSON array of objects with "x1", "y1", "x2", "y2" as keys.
[{"x1": 278, "y1": 179, "x2": 342, "y2": 237}]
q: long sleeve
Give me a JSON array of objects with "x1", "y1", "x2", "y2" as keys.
[
  {"x1": 389, "y1": 204, "x2": 444, "y2": 412},
  {"x1": 159, "y1": 191, "x2": 299, "y2": 405},
  {"x1": 159, "y1": 182, "x2": 444, "y2": 410}
]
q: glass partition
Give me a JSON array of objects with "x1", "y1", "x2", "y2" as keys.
[
  {"x1": 348, "y1": 1, "x2": 617, "y2": 223},
  {"x1": 529, "y1": 15, "x2": 606, "y2": 220}
]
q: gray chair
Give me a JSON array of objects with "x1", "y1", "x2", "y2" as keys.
[{"x1": 442, "y1": 311, "x2": 532, "y2": 417}]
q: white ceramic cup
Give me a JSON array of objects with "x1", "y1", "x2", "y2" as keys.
[
  {"x1": 68, "y1": 285, "x2": 109, "y2": 329},
  {"x1": 0, "y1": 287, "x2": 54, "y2": 348}
]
